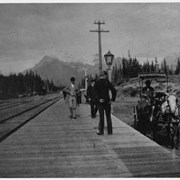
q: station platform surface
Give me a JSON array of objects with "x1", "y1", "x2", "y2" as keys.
[{"x1": 0, "y1": 99, "x2": 180, "y2": 177}]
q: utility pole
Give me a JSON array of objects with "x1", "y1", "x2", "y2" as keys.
[
  {"x1": 90, "y1": 20, "x2": 109, "y2": 74},
  {"x1": 128, "y1": 50, "x2": 131, "y2": 59},
  {"x1": 33, "y1": 70, "x2": 37, "y2": 95},
  {"x1": 74, "y1": 65, "x2": 78, "y2": 80},
  {"x1": 84, "y1": 65, "x2": 87, "y2": 90}
]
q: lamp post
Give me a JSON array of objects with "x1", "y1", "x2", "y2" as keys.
[
  {"x1": 104, "y1": 50, "x2": 114, "y2": 82},
  {"x1": 84, "y1": 65, "x2": 88, "y2": 91}
]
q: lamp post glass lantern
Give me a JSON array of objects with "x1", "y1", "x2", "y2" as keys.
[{"x1": 104, "y1": 50, "x2": 114, "y2": 82}]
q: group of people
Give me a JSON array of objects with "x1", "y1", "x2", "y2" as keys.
[
  {"x1": 63, "y1": 71, "x2": 117, "y2": 135},
  {"x1": 63, "y1": 72, "x2": 157, "y2": 136}
]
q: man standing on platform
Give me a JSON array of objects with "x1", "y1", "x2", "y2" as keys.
[
  {"x1": 87, "y1": 79, "x2": 98, "y2": 118},
  {"x1": 64, "y1": 77, "x2": 78, "y2": 119},
  {"x1": 94, "y1": 71, "x2": 116, "y2": 135}
]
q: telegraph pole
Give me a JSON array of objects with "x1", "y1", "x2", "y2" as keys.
[
  {"x1": 84, "y1": 65, "x2": 87, "y2": 90},
  {"x1": 74, "y1": 65, "x2": 78, "y2": 80},
  {"x1": 90, "y1": 20, "x2": 109, "y2": 74}
]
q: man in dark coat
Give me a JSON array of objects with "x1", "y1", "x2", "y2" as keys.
[
  {"x1": 87, "y1": 79, "x2": 98, "y2": 118},
  {"x1": 142, "y1": 80, "x2": 154, "y2": 104},
  {"x1": 94, "y1": 71, "x2": 117, "y2": 135}
]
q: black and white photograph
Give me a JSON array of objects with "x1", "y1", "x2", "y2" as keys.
[{"x1": 1, "y1": 0, "x2": 180, "y2": 177}]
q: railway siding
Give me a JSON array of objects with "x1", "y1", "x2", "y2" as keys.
[
  {"x1": 0, "y1": 94, "x2": 61, "y2": 142},
  {"x1": 0, "y1": 95, "x2": 60, "y2": 122}
]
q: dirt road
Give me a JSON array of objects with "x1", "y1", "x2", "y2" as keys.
[{"x1": 113, "y1": 96, "x2": 138, "y2": 127}]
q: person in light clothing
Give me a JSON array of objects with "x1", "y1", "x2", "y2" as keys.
[{"x1": 64, "y1": 77, "x2": 78, "y2": 119}]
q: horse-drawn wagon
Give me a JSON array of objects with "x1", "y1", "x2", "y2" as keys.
[{"x1": 133, "y1": 73, "x2": 180, "y2": 149}]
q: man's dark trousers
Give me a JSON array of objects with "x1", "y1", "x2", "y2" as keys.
[
  {"x1": 90, "y1": 101, "x2": 98, "y2": 118},
  {"x1": 97, "y1": 102, "x2": 112, "y2": 134}
]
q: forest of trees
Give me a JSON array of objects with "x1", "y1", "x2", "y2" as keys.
[
  {"x1": 1, "y1": 56, "x2": 180, "y2": 99},
  {"x1": 0, "y1": 71, "x2": 61, "y2": 99},
  {"x1": 111, "y1": 57, "x2": 180, "y2": 85},
  {"x1": 81, "y1": 57, "x2": 180, "y2": 87}
]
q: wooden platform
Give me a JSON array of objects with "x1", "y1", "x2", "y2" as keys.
[{"x1": 0, "y1": 99, "x2": 180, "y2": 177}]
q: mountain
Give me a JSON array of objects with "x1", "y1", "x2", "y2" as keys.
[
  {"x1": 23, "y1": 55, "x2": 125, "y2": 87},
  {"x1": 24, "y1": 56, "x2": 88, "y2": 87}
]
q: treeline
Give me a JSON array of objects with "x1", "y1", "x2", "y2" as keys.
[
  {"x1": 111, "y1": 57, "x2": 180, "y2": 85},
  {"x1": 0, "y1": 71, "x2": 61, "y2": 99}
]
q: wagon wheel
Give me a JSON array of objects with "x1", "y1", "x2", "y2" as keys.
[
  {"x1": 165, "y1": 113, "x2": 175, "y2": 148},
  {"x1": 151, "y1": 114, "x2": 159, "y2": 141},
  {"x1": 167, "y1": 119, "x2": 180, "y2": 149},
  {"x1": 169, "y1": 124, "x2": 175, "y2": 149},
  {"x1": 175, "y1": 123, "x2": 180, "y2": 149},
  {"x1": 151, "y1": 110, "x2": 163, "y2": 141},
  {"x1": 172, "y1": 122, "x2": 180, "y2": 150}
]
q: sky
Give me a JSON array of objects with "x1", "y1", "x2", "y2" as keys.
[{"x1": 0, "y1": 2, "x2": 180, "y2": 74}]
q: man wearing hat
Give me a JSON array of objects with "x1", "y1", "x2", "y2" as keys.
[
  {"x1": 87, "y1": 79, "x2": 98, "y2": 118},
  {"x1": 142, "y1": 80, "x2": 154, "y2": 103},
  {"x1": 64, "y1": 77, "x2": 78, "y2": 119},
  {"x1": 94, "y1": 71, "x2": 117, "y2": 135}
]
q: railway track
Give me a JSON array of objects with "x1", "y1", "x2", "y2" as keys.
[
  {"x1": 0, "y1": 97, "x2": 33, "y2": 108},
  {"x1": 0, "y1": 94, "x2": 62, "y2": 143},
  {"x1": 0, "y1": 100, "x2": 33, "y2": 111}
]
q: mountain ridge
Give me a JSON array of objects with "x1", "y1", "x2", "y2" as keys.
[
  {"x1": 23, "y1": 56, "x2": 96, "y2": 87},
  {"x1": 23, "y1": 51, "x2": 179, "y2": 87}
]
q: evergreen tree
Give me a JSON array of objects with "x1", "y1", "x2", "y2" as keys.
[
  {"x1": 175, "y1": 58, "x2": 180, "y2": 75},
  {"x1": 151, "y1": 61, "x2": 155, "y2": 72},
  {"x1": 163, "y1": 58, "x2": 167, "y2": 74}
]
